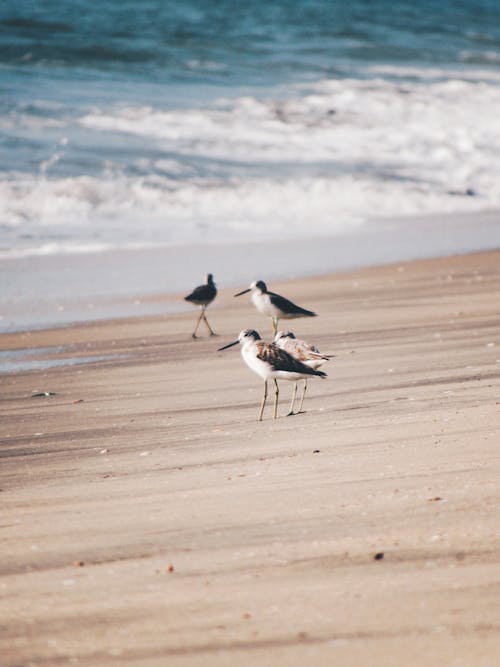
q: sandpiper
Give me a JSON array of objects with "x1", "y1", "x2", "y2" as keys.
[
  {"x1": 274, "y1": 331, "x2": 333, "y2": 414},
  {"x1": 234, "y1": 280, "x2": 316, "y2": 334},
  {"x1": 218, "y1": 329, "x2": 326, "y2": 420},
  {"x1": 184, "y1": 273, "x2": 217, "y2": 338}
]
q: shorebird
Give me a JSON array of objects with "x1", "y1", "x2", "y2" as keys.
[
  {"x1": 274, "y1": 331, "x2": 333, "y2": 414},
  {"x1": 234, "y1": 280, "x2": 316, "y2": 334},
  {"x1": 184, "y1": 273, "x2": 217, "y2": 338},
  {"x1": 218, "y1": 329, "x2": 327, "y2": 420}
]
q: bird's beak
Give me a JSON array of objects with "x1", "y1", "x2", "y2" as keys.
[
  {"x1": 217, "y1": 340, "x2": 239, "y2": 351},
  {"x1": 234, "y1": 288, "x2": 251, "y2": 297}
]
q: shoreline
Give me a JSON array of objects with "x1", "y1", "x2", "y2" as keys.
[
  {"x1": 1, "y1": 208, "x2": 499, "y2": 334},
  {"x1": 1, "y1": 249, "x2": 499, "y2": 666}
]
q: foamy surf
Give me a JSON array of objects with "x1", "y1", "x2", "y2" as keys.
[{"x1": 2, "y1": 67, "x2": 500, "y2": 258}]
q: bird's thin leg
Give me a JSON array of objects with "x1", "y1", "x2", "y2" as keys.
[
  {"x1": 287, "y1": 382, "x2": 298, "y2": 416},
  {"x1": 191, "y1": 308, "x2": 205, "y2": 338},
  {"x1": 298, "y1": 379, "x2": 308, "y2": 413},
  {"x1": 272, "y1": 317, "x2": 278, "y2": 335},
  {"x1": 202, "y1": 308, "x2": 216, "y2": 336},
  {"x1": 258, "y1": 380, "x2": 268, "y2": 421},
  {"x1": 273, "y1": 379, "x2": 279, "y2": 419}
]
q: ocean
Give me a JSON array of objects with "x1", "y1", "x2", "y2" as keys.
[{"x1": 1, "y1": 1, "x2": 500, "y2": 330}]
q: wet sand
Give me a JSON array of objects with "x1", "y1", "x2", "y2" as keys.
[
  {"x1": 2, "y1": 208, "x2": 499, "y2": 333},
  {"x1": 1, "y1": 251, "x2": 499, "y2": 666}
]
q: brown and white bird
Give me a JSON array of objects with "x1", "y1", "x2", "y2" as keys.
[
  {"x1": 274, "y1": 331, "x2": 333, "y2": 414},
  {"x1": 234, "y1": 280, "x2": 316, "y2": 334},
  {"x1": 184, "y1": 273, "x2": 217, "y2": 338},
  {"x1": 218, "y1": 329, "x2": 327, "y2": 420}
]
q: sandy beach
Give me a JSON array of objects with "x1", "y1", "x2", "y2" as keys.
[{"x1": 1, "y1": 250, "x2": 499, "y2": 666}]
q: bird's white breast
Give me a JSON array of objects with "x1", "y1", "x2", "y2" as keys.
[
  {"x1": 251, "y1": 291, "x2": 280, "y2": 318},
  {"x1": 241, "y1": 343, "x2": 272, "y2": 380}
]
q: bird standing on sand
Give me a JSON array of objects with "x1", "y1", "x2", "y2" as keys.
[
  {"x1": 274, "y1": 331, "x2": 333, "y2": 415},
  {"x1": 218, "y1": 329, "x2": 327, "y2": 421},
  {"x1": 234, "y1": 280, "x2": 317, "y2": 334},
  {"x1": 184, "y1": 273, "x2": 217, "y2": 338}
]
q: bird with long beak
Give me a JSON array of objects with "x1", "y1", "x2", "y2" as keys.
[
  {"x1": 274, "y1": 331, "x2": 334, "y2": 414},
  {"x1": 184, "y1": 273, "x2": 217, "y2": 338},
  {"x1": 234, "y1": 280, "x2": 316, "y2": 334},
  {"x1": 218, "y1": 329, "x2": 326, "y2": 421}
]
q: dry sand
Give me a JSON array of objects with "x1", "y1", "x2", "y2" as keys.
[{"x1": 1, "y1": 251, "x2": 499, "y2": 666}]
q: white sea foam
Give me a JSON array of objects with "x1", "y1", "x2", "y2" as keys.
[
  {"x1": 0, "y1": 241, "x2": 116, "y2": 260},
  {"x1": 1, "y1": 67, "x2": 500, "y2": 257},
  {"x1": 364, "y1": 64, "x2": 500, "y2": 83},
  {"x1": 77, "y1": 72, "x2": 500, "y2": 214},
  {"x1": 78, "y1": 74, "x2": 500, "y2": 173}
]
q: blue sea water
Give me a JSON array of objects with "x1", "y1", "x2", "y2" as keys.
[{"x1": 0, "y1": 0, "x2": 500, "y2": 258}]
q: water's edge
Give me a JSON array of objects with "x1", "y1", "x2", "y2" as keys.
[{"x1": 1, "y1": 209, "x2": 499, "y2": 334}]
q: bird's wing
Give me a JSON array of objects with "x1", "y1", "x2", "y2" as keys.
[
  {"x1": 285, "y1": 340, "x2": 328, "y2": 362},
  {"x1": 257, "y1": 343, "x2": 325, "y2": 376},
  {"x1": 268, "y1": 292, "x2": 316, "y2": 316},
  {"x1": 301, "y1": 349, "x2": 330, "y2": 362},
  {"x1": 185, "y1": 284, "x2": 216, "y2": 302}
]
